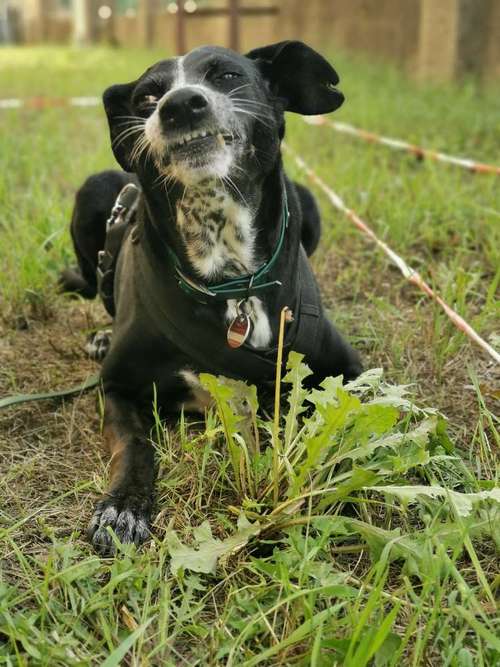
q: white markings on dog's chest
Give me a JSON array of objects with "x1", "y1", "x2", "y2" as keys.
[
  {"x1": 176, "y1": 183, "x2": 256, "y2": 280},
  {"x1": 175, "y1": 182, "x2": 273, "y2": 349}
]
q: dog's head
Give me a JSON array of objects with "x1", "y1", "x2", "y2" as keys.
[{"x1": 103, "y1": 41, "x2": 343, "y2": 187}]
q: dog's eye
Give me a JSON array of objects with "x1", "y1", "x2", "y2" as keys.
[
  {"x1": 137, "y1": 94, "x2": 158, "y2": 109},
  {"x1": 216, "y1": 72, "x2": 241, "y2": 82}
]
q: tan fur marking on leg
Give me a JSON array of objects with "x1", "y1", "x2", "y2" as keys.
[{"x1": 103, "y1": 424, "x2": 127, "y2": 487}]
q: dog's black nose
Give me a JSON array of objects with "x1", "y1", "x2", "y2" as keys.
[{"x1": 159, "y1": 88, "x2": 209, "y2": 126}]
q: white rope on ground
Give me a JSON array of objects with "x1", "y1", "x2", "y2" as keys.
[
  {"x1": 283, "y1": 142, "x2": 500, "y2": 364},
  {"x1": 0, "y1": 96, "x2": 101, "y2": 110},
  {"x1": 3, "y1": 96, "x2": 499, "y2": 177},
  {"x1": 304, "y1": 115, "x2": 500, "y2": 176}
]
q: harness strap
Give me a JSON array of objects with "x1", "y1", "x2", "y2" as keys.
[
  {"x1": 291, "y1": 247, "x2": 321, "y2": 358},
  {"x1": 134, "y1": 243, "x2": 280, "y2": 382},
  {"x1": 97, "y1": 183, "x2": 140, "y2": 316}
]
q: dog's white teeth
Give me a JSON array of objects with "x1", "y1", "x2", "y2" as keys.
[{"x1": 170, "y1": 129, "x2": 224, "y2": 150}]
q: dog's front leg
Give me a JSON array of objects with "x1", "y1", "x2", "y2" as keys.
[{"x1": 87, "y1": 392, "x2": 155, "y2": 555}]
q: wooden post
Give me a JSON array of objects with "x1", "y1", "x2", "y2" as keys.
[
  {"x1": 173, "y1": 0, "x2": 278, "y2": 54},
  {"x1": 73, "y1": 0, "x2": 97, "y2": 45},
  {"x1": 24, "y1": 0, "x2": 55, "y2": 42},
  {"x1": 228, "y1": 0, "x2": 239, "y2": 52},
  {"x1": 101, "y1": 0, "x2": 117, "y2": 45},
  {"x1": 138, "y1": 0, "x2": 160, "y2": 47},
  {"x1": 417, "y1": 0, "x2": 492, "y2": 81},
  {"x1": 176, "y1": 3, "x2": 187, "y2": 55}
]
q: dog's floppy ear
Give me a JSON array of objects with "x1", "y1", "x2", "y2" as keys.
[
  {"x1": 246, "y1": 41, "x2": 344, "y2": 115},
  {"x1": 103, "y1": 81, "x2": 137, "y2": 172}
]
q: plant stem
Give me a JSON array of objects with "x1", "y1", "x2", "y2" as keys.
[{"x1": 272, "y1": 306, "x2": 289, "y2": 507}]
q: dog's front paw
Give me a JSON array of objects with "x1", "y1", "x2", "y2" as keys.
[
  {"x1": 87, "y1": 495, "x2": 151, "y2": 555},
  {"x1": 85, "y1": 329, "x2": 112, "y2": 361}
]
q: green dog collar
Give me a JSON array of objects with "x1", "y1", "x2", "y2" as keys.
[{"x1": 165, "y1": 188, "x2": 290, "y2": 303}]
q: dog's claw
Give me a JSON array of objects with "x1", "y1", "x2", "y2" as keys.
[{"x1": 88, "y1": 496, "x2": 151, "y2": 555}]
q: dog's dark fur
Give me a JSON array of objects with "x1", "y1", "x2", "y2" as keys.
[{"x1": 61, "y1": 41, "x2": 362, "y2": 554}]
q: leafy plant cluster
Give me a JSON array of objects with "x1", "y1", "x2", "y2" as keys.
[{"x1": 159, "y1": 355, "x2": 499, "y2": 664}]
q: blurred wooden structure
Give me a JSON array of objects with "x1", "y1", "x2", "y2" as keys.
[
  {"x1": 3, "y1": 0, "x2": 499, "y2": 81},
  {"x1": 175, "y1": 0, "x2": 279, "y2": 55}
]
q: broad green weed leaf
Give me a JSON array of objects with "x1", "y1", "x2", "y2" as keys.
[
  {"x1": 165, "y1": 529, "x2": 217, "y2": 575},
  {"x1": 308, "y1": 374, "x2": 344, "y2": 409},
  {"x1": 219, "y1": 376, "x2": 259, "y2": 455},
  {"x1": 199, "y1": 374, "x2": 246, "y2": 491},
  {"x1": 382, "y1": 439, "x2": 430, "y2": 474},
  {"x1": 192, "y1": 520, "x2": 214, "y2": 543},
  {"x1": 282, "y1": 351, "x2": 313, "y2": 449},
  {"x1": 309, "y1": 515, "x2": 351, "y2": 536},
  {"x1": 290, "y1": 389, "x2": 361, "y2": 495},
  {"x1": 345, "y1": 403, "x2": 400, "y2": 446},
  {"x1": 348, "y1": 519, "x2": 426, "y2": 566},
  {"x1": 344, "y1": 367, "x2": 384, "y2": 394},
  {"x1": 316, "y1": 467, "x2": 379, "y2": 511},
  {"x1": 368, "y1": 382, "x2": 419, "y2": 412},
  {"x1": 166, "y1": 514, "x2": 261, "y2": 575},
  {"x1": 366, "y1": 485, "x2": 500, "y2": 517},
  {"x1": 429, "y1": 416, "x2": 455, "y2": 453},
  {"x1": 331, "y1": 416, "x2": 436, "y2": 472}
]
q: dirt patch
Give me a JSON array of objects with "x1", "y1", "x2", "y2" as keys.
[{"x1": 0, "y1": 298, "x2": 109, "y2": 566}]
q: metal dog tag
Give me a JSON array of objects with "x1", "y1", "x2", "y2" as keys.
[
  {"x1": 227, "y1": 301, "x2": 252, "y2": 349},
  {"x1": 227, "y1": 313, "x2": 251, "y2": 349}
]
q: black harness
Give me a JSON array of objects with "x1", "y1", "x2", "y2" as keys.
[
  {"x1": 98, "y1": 184, "x2": 323, "y2": 382},
  {"x1": 97, "y1": 184, "x2": 139, "y2": 317}
]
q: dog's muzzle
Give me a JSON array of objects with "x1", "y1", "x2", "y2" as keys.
[
  {"x1": 159, "y1": 87, "x2": 233, "y2": 154},
  {"x1": 159, "y1": 87, "x2": 209, "y2": 128}
]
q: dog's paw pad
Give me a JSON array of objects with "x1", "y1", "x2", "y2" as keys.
[
  {"x1": 88, "y1": 496, "x2": 151, "y2": 555},
  {"x1": 85, "y1": 329, "x2": 112, "y2": 361}
]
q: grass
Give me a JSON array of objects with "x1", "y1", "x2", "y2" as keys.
[{"x1": 0, "y1": 45, "x2": 499, "y2": 665}]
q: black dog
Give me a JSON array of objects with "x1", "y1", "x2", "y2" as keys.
[{"x1": 61, "y1": 41, "x2": 362, "y2": 554}]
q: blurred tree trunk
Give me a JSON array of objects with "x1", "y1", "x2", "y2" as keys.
[
  {"x1": 73, "y1": 0, "x2": 97, "y2": 45},
  {"x1": 103, "y1": 0, "x2": 118, "y2": 45},
  {"x1": 417, "y1": 0, "x2": 493, "y2": 81},
  {"x1": 24, "y1": 0, "x2": 56, "y2": 42},
  {"x1": 138, "y1": 0, "x2": 160, "y2": 47}
]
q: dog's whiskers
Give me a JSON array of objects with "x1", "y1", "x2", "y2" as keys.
[
  {"x1": 130, "y1": 133, "x2": 151, "y2": 165},
  {"x1": 156, "y1": 168, "x2": 177, "y2": 194},
  {"x1": 230, "y1": 164, "x2": 246, "y2": 178},
  {"x1": 232, "y1": 103, "x2": 272, "y2": 119},
  {"x1": 114, "y1": 119, "x2": 146, "y2": 129},
  {"x1": 228, "y1": 83, "x2": 252, "y2": 96},
  {"x1": 115, "y1": 114, "x2": 146, "y2": 121},
  {"x1": 221, "y1": 174, "x2": 248, "y2": 207},
  {"x1": 180, "y1": 185, "x2": 189, "y2": 210},
  {"x1": 230, "y1": 97, "x2": 272, "y2": 110},
  {"x1": 232, "y1": 106, "x2": 274, "y2": 130},
  {"x1": 112, "y1": 124, "x2": 146, "y2": 149}
]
